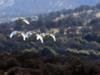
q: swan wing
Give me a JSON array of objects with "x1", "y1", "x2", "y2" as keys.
[
  {"x1": 22, "y1": 19, "x2": 30, "y2": 25},
  {"x1": 36, "y1": 34, "x2": 43, "y2": 43},
  {"x1": 49, "y1": 34, "x2": 56, "y2": 42},
  {"x1": 20, "y1": 32, "x2": 26, "y2": 41},
  {"x1": 25, "y1": 31, "x2": 33, "y2": 38},
  {"x1": 10, "y1": 31, "x2": 18, "y2": 38}
]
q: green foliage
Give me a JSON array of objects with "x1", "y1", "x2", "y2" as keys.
[
  {"x1": 0, "y1": 34, "x2": 7, "y2": 41},
  {"x1": 22, "y1": 48, "x2": 38, "y2": 53},
  {"x1": 40, "y1": 46, "x2": 59, "y2": 56}
]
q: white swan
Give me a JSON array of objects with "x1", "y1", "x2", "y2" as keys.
[
  {"x1": 40, "y1": 33, "x2": 56, "y2": 42},
  {"x1": 10, "y1": 31, "x2": 26, "y2": 41},
  {"x1": 36, "y1": 34, "x2": 44, "y2": 43},
  {"x1": 12, "y1": 17, "x2": 30, "y2": 25}
]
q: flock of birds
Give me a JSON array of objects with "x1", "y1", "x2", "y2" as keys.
[
  {"x1": 9, "y1": 17, "x2": 56, "y2": 44},
  {"x1": 9, "y1": 31, "x2": 56, "y2": 43},
  {"x1": 7, "y1": 16, "x2": 100, "y2": 56}
]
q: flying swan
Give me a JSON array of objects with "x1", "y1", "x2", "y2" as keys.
[
  {"x1": 10, "y1": 31, "x2": 26, "y2": 41},
  {"x1": 40, "y1": 33, "x2": 56, "y2": 42},
  {"x1": 12, "y1": 17, "x2": 30, "y2": 25}
]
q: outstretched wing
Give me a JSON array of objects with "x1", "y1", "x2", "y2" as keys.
[
  {"x1": 10, "y1": 31, "x2": 18, "y2": 38},
  {"x1": 14, "y1": 17, "x2": 30, "y2": 25},
  {"x1": 20, "y1": 32, "x2": 26, "y2": 41},
  {"x1": 36, "y1": 34, "x2": 44, "y2": 43},
  {"x1": 49, "y1": 34, "x2": 56, "y2": 42},
  {"x1": 22, "y1": 19, "x2": 30, "y2": 25}
]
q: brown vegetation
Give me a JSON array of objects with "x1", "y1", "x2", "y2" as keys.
[{"x1": 0, "y1": 52, "x2": 99, "y2": 75}]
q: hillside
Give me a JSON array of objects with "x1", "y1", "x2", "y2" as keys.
[
  {"x1": 0, "y1": 4, "x2": 100, "y2": 53},
  {"x1": 0, "y1": 3, "x2": 100, "y2": 75}
]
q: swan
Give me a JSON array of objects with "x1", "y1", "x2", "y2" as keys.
[
  {"x1": 40, "y1": 33, "x2": 56, "y2": 42},
  {"x1": 12, "y1": 17, "x2": 30, "y2": 25},
  {"x1": 10, "y1": 31, "x2": 26, "y2": 41}
]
